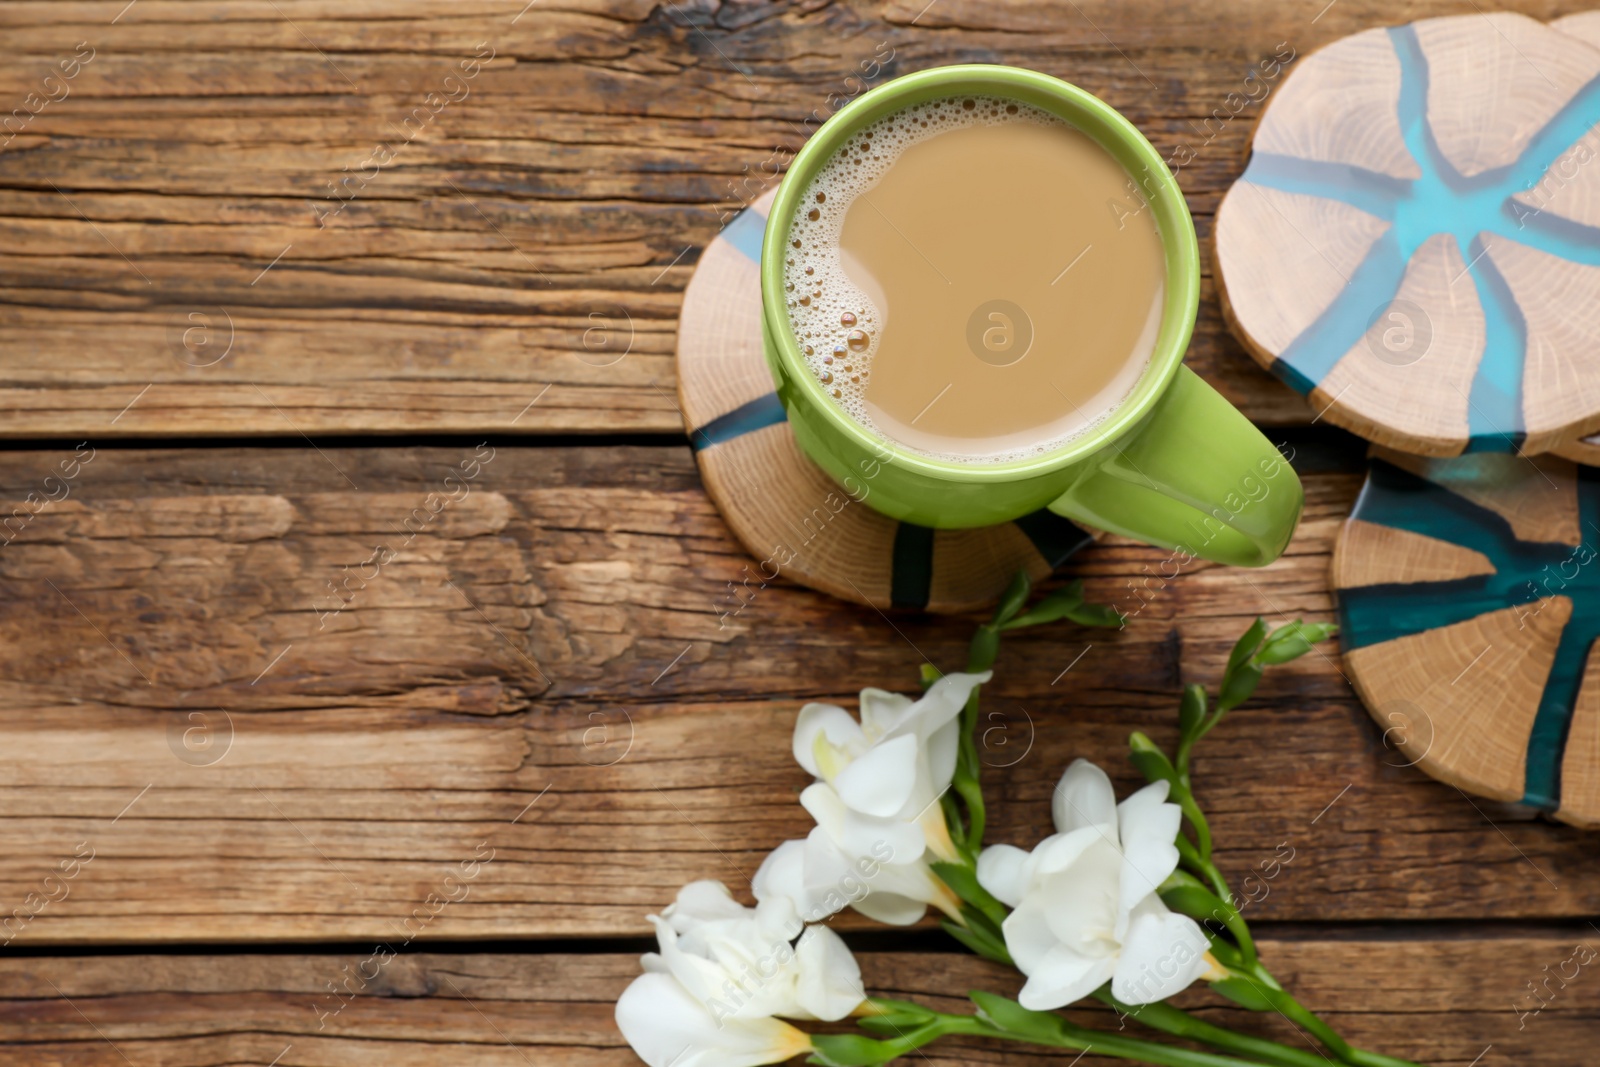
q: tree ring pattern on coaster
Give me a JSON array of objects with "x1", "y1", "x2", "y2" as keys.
[
  {"x1": 1217, "y1": 13, "x2": 1600, "y2": 458},
  {"x1": 1333, "y1": 449, "x2": 1600, "y2": 827}
]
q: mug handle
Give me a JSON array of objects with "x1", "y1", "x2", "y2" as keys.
[{"x1": 1047, "y1": 366, "x2": 1303, "y2": 567}]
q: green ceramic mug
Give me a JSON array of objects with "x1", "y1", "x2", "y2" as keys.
[{"x1": 759, "y1": 64, "x2": 1302, "y2": 567}]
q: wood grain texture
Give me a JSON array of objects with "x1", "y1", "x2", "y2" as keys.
[
  {"x1": 0, "y1": 939, "x2": 1593, "y2": 1066},
  {"x1": 1344, "y1": 599, "x2": 1568, "y2": 802},
  {"x1": 1332, "y1": 450, "x2": 1600, "y2": 826},
  {"x1": 1415, "y1": 11, "x2": 1600, "y2": 178},
  {"x1": 1332, "y1": 518, "x2": 1496, "y2": 587},
  {"x1": 0, "y1": 442, "x2": 1596, "y2": 947},
  {"x1": 1561, "y1": 645, "x2": 1600, "y2": 828},
  {"x1": 1218, "y1": 11, "x2": 1600, "y2": 457},
  {"x1": 1250, "y1": 26, "x2": 1418, "y2": 180},
  {"x1": 1214, "y1": 181, "x2": 1389, "y2": 357},
  {"x1": 1379, "y1": 448, "x2": 1582, "y2": 547},
  {"x1": 2, "y1": 0, "x2": 1496, "y2": 439},
  {"x1": 1312, "y1": 233, "x2": 1484, "y2": 454},
  {"x1": 1486, "y1": 237, "x2": 1600, "y2": 455}
]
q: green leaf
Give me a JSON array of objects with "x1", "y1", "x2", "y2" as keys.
[
  {"x1": 969, "y1": 991, "x2": 1069, "y2": 1042},
  {"x1": 1255, "y1": 632, "x2": 1312, "y2": 665},
  {"x1": 865, "y1": 997, "x2": 936, "y2": 1021},
  {"x1": 930, "y1": 861, "x2": 1009, "y2": 927},
  {"x1": 1128, "y1": 731, "x2": 1178, "y2": 786},
  {"x1": 1216, "y1": 661, "x2": 1262, "y2": 713},
  {"x1": 1210, "y1": 976, "x2": 1276, "y2": 1012},
  {"x1": 994, "y1": 570, "x2": 1031, "y2": 626},
  {"x1": 1062, "y1": 599, "x2": 1125, "y2": 629},
  {"x1": 809, "y1": 1034, "x2": 901, "y2": 1066},
  {"x1": 1226, "y1": 617, "x2": 1268, "y2": 676},
  {"x1": 1257, "y1": 620, "x2": 1338, "y2": 665},
  {"x1": 967, "y1": 624, "x2": 1001, "y2": 673},
  {"x1": 998, "y1": 581, "x2": 1083, "y2": 630},
  {"x1": 919, "y1": 662, "x2": 943, "y2": 689},
  {"x1": 1158, "y1": 877, "x2": 1233, "y2": 927},
  {"x1": 857, "y1": 1014, "x2": 930, "y2": 1035},
  {"x1": 1177, "y1": 684, "x2": 1208, "y2": 741},
  {"x1": 960, "y1": 905, "x2": 1003, "y2": 943},
  {"x1": 941, "y1": 918, "x2": 1012, "y2": 964}
]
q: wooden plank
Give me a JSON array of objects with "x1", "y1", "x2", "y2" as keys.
[
  {"x1": 0, "y1": 938, "x2": 1591, "y2": 1065},
  {"x1": 0, "y1": 441, "x2": 1596, "y2": 944},
  {"x1": 3, "y1": 0, "x2": 1552, "y2": 437}
]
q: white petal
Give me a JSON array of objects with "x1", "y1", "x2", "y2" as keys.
[
  {"x1": 1038, "y1": 841, "x2": 1122, "y2": 951},
  {"x1": 1051, "y1": 760, "x2": 1118, "y2": 838},
  {"x1": 752, "y1": 840, "x2": 812, "y2": 915},
  {"x1": 1111, "y1": 909, "x2": 1213, "y2": 1005},
  {"x1": 753, "y1": 896, "x2": 803, "y2": 946},
  {"x1": 1117, "y1": 780, "x2": 1179, "y2": 850},
  {"x1": 1000, "y1": 896, "x2": 1060, "y2": 977},
  {"x1": 857, "y1": 687, "x2": 914, "y2": 738},
  {"x1": 924, "y1": 718, "x2": 961, "y2": 797},
  {"x1": 1030, "y1": 826, "x2": 1107, "y2": 878},
  {"x1": 796, "y1": 828, "x2": 857, "y2": 923},
  {"x1": 899, "y1": 671, "x2": 990, "y2": 743},
  {"x1": 648, "y1": 914, "x2": 734, "y2": 1008},
  {"x1": 667, "y1": 881, "x2": 747, "y2": 930},
  {"x1": 851, "y1": 888, "x2": 930, "y2": 926},
  {"x1": 792, "y1": 925, "x2": 867, "y2": 1020},
  {"x1": 615, "y1": 972, "x2": 813, "y2": 1067},
  {"x1": 1118, "y1": 837, "x2": 1181, "y2": 927},
  {"x1": 792, "y1": 703, "x2": 863, "y2": 778},
  {"x1": 831, "y1": 732, "x2": 919, "y2": 818},
  {"x1": 1017, "y1": 944, "x2": 1117, "y2": 1011},
  {"x1": 799, "y1": 782, "x2": 924, "y2": 862},
  {"x1": 976, "y1": 844, "x2": 1032, "y2": 908}
]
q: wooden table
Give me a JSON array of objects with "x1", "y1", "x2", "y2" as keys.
[{"x1": 0, "y1": 1, "x2": 1595, "y2": 1064}]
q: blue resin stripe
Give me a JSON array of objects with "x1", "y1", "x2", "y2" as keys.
[
  {"x1": 690, "y1": 392, "x2": 787, "y2": 452},
  {"x1": 690, "y1": 205, "x2": 780, "y2": 451},
  {"x1": 1337, "y1": 458, "x2": 1600, "y2": 812},
  {"x1": 722, "y1": 204, "x2": 768, "y2": 263},
  {"x1": 1239, "y1": 23, "x2": 1600, "y2": 449}
]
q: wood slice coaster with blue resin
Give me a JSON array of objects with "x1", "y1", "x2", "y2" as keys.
[
  {"x1": 676, "y1": 188, "x2": 1095, "y2": 613},
  {"x1": 1332, "y1": 448, "x2": 1600, "y2": 827},
  {"x1": 1216, "y1": 13, "x2": 1600, "y2": 458}
]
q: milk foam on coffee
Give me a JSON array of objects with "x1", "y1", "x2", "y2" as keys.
[{"x1": 782, "y1": 94, "x2": 1167, "y2": 464}]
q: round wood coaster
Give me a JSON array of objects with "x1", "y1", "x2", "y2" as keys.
[
  {"x1": 1332, "y1": 447, "x2": 1600, "y2": 827},
  {"x1": 675, "y1": 188, "x2": 1095, "y2": 614},
  {"x1": 1216, "y1": 13, "x2": 1600, "y2": 458}
]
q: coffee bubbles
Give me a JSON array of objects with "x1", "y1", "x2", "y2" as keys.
[{"x1": 782, "y1": 96, "x2": 1102, "y2": 461}]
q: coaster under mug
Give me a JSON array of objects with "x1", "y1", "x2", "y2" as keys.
[{"x1": 675, "y1": 189, "x2": 1096, "y2": 613}]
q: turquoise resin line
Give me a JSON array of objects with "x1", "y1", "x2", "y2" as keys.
[
  {"x1": 1337, "y1": 459, "x2": 1600, "y2": 809},
  {"x1": 1241, "y1": 24, "x2": 1600, "y2": 450}
]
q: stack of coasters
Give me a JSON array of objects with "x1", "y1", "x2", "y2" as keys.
[{"x1": 1217, "y1": 12, "x2": 1600, "y2": 823}]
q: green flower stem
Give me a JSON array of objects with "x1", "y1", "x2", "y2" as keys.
[
  {"x1": 1168, "y1": 777, "x2": 1214, "y2": 861},
  {"x1": 949, "y1": 619, "x2": 1003, "y2": 852},
  {"x1": 1175, "y1": 834, "x2": 1237, "y2": 911},
  {"x1": 1092, "y1": 992, "x2": 1332, "y2": 1067},
  {"x1": 1222, "y1": 963, "x2": 1425, "y2": 1067},
  {"x1": 817, "y1": 1006, "x2": 1284, "y2": 1067}
]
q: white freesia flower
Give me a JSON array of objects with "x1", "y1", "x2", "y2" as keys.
[
  {"x1": 615, "y1": 972, "x2": 812, "y2": 1067},
  {"x1": 757, "y1": 671, "x2": 990, "y2": 925},
  {"x1": 615, "y1": 880, "x2": 865, "y2": 1067},
  {"x1": 977, "y1": 759, "x2": 1224, "y2": 1009}
]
